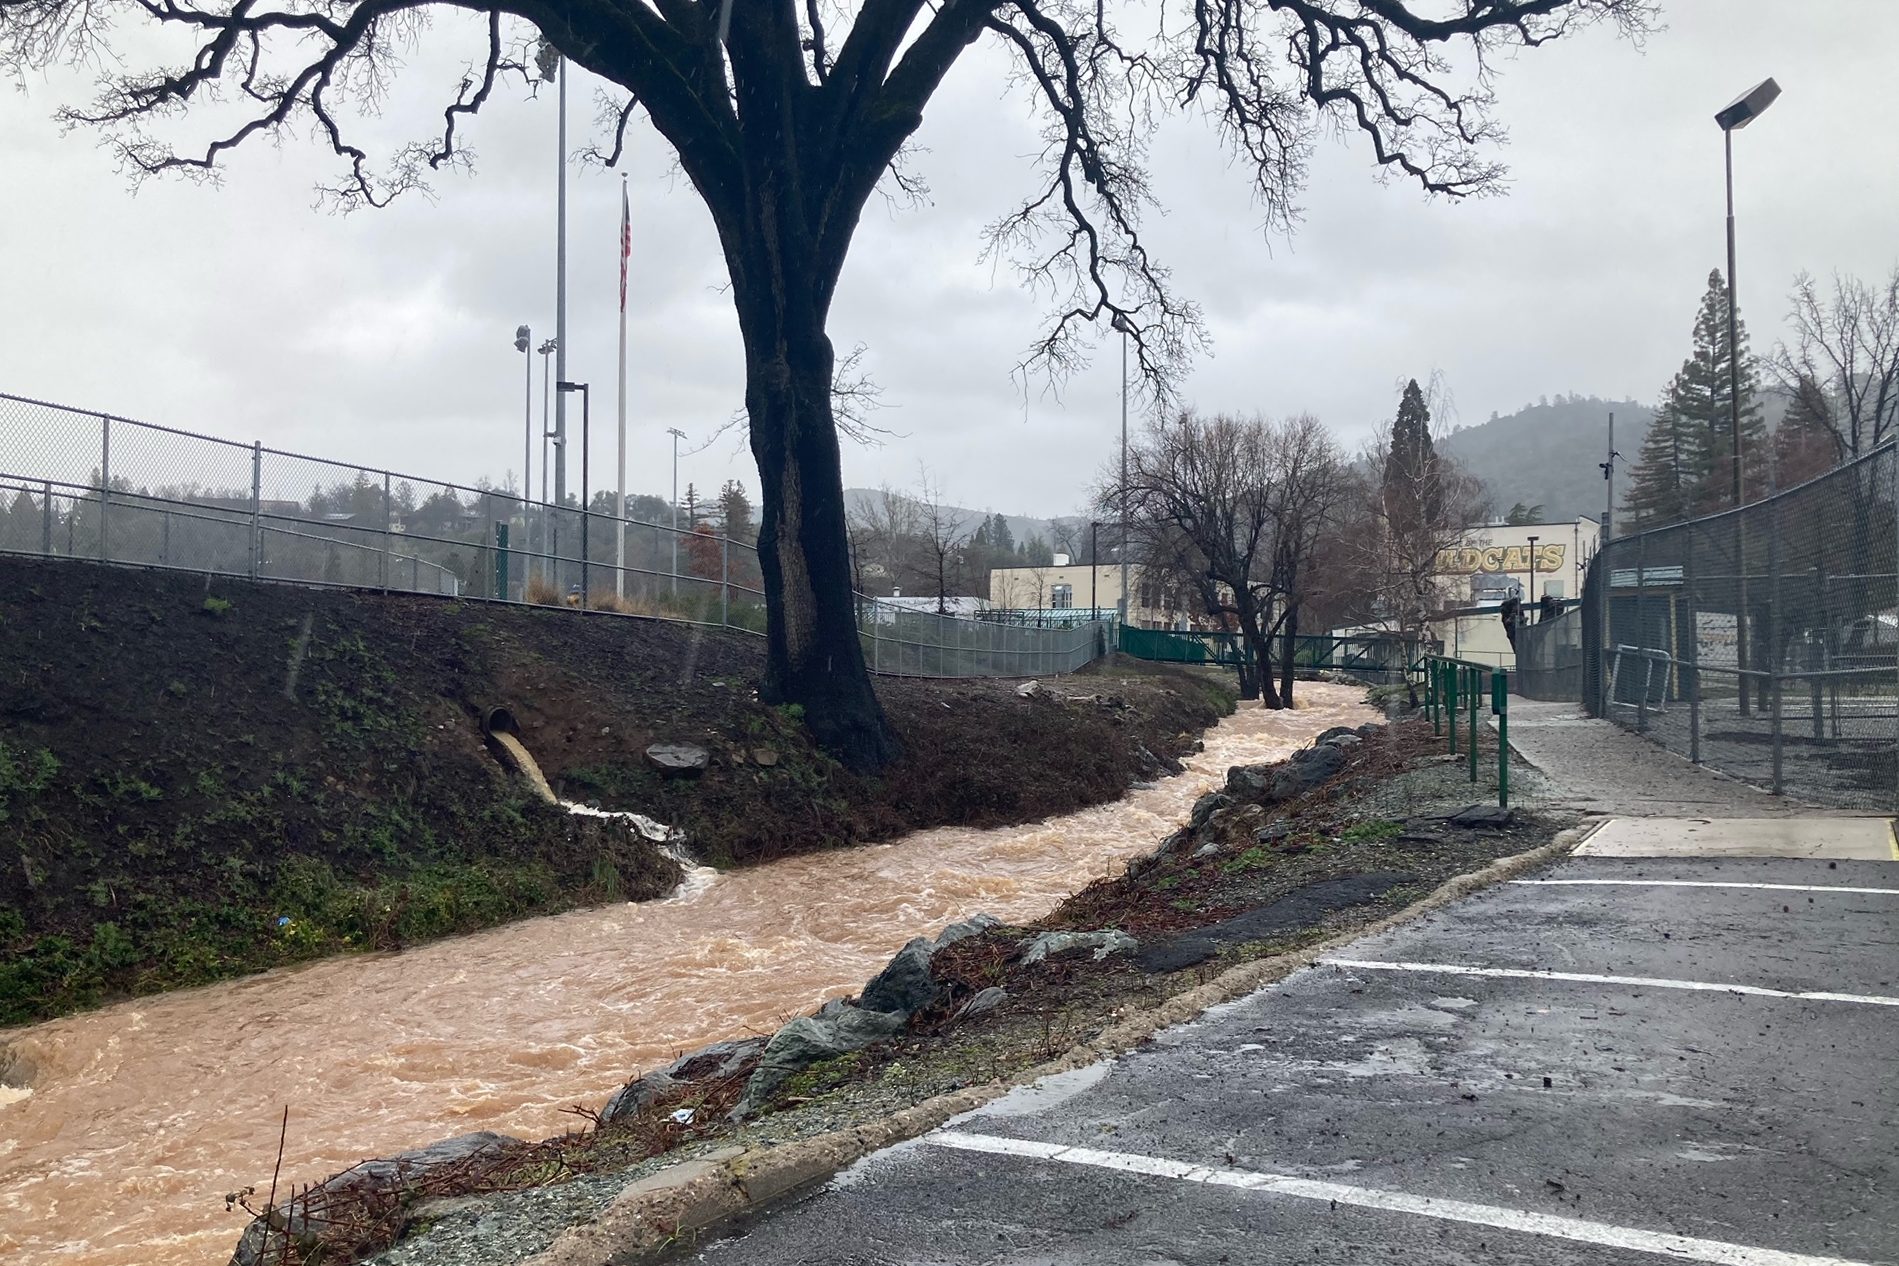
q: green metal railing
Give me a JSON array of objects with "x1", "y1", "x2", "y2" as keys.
[{"x1": 1422, "y1": 654, "x2": 1511, "y2": 809}]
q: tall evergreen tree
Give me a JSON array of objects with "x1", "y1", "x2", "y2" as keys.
[
  {"x1": 1382, "y1": 378, "x2": 1441, "y2": 534},
  {"x1": 1626, "y1": 270, "x2": 1767, "y2": 528}
]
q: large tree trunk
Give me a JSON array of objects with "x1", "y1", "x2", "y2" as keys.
[
  {"x1": 1237, "y1": 602, "x2": 1283, "y2": 709},
  {"x1": 1279, "y1": 603, "x2": 1299, "y2": 708},
  {"x1": 738, "y1": 295, "x2": 901, "y2": 772}
]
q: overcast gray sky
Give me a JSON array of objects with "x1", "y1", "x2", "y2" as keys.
[{"x1": 3, "y1": 1, "x2": 1895, "y2": 520}]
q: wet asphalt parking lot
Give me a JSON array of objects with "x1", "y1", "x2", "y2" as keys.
[{"x1": 694, "y1": 849, "x2": 1898, "y2": 1266}]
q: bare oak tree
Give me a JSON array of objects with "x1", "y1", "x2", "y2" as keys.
[
  {"x1": 1769, "y1": 269, "x2": 1899, "y2": 466},
  {"x1": 1111, "y1": 410, "x2": 1343, "y2": 707},
  {"x1": 913, "y1": 467, "x2": 966, "y2": 614},
  {"x1": 1, "y1": 0, "x2": 1652, "y2": 766}
]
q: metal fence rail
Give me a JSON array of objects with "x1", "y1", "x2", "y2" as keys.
[
  {"x1": 1580, "y1": 439, "x2": 1899, "y2": 810},
  {"x1": 0, "y1": 390, "x2": 1102, "y2": 679}
]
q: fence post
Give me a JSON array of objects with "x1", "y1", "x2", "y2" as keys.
[
  {"x1": 1493, "y1": 669, "x2": 1509, "y2": 809},
  {"x1": 1446, "y1": 665, "x2": 1458, "y2": 757},
  {"x1": 1811, "y1": 563, "x2": 1825, "y2": 742},
  {"x1": 1467, "y1": 666, "x2": 1478, "y2": 784},
  {"x1": 381, "y1": 472, "x2": 392, "y2": 591},
  {"x1": 98, "y1": 415, "x2": 110, "y2": 561},
  {"x1": 1685, "y1": 523, "x2": 1701, "y2": 764},
  {"x1": 248, "y1": 441, "x2": 262, "y2": 580},
  {"x1": 1891, "y1": 443, "x2": 1899, "y2": 813},
  {"x1": 1768, "y1": 495, "x2": 1783, "y2": 794},
  {"x1": 1634, "y1": 532, "x2": 1648, "y2": 732},
  {"x1": 721, "y1": 535, "x2": 730, "y2": 628},
  {"x1": 412, "y1": 554, "x2": 420, "y2": 590},
  {"x1": 41, "y1": 480, "x2": 52, "y2": 555},
  {"x1": 161, "y1": 512, "x2": 171, "y2": 567},
  {"x1": 1427, "y1": 659, "x2": 1439, "y2": 735}
]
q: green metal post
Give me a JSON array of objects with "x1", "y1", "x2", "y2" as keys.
[
  {"x1": 1427, "y1": 659, "x2": 1439, "y2": 734},
  {"x1": 1493, "y1": 669, "x2": 1509, "y2": 809},
  {"x1": 1446, "y1": 664, "x2": 1458, "y2": 756},
  {"x1": 1467, "y1": 667, "x2": 1478, "y2": 783}
]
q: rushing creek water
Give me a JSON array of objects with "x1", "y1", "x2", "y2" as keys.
[{"x1": 0, "y1": 685, "x2": 1375, "y2": 1265}]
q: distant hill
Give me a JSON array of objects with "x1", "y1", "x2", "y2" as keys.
[
  {"x1": 1439, "y1": 395, "x2": 1652, "y2": 524},
  {"x1": 843, "y1": 488, "x2": 1063, "y2": 551}
]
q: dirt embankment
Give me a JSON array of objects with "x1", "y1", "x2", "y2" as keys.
[{"x1": 0, "y1": 557, "x2": 1231, "y2": 1026}]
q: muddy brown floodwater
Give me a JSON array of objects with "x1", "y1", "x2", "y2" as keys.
[{"x1": 0, "y1": 685, "x2": 1376, "y2": 1265}]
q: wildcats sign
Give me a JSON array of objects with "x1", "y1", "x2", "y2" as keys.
[{"x1": 1434, "y1": 543, "x2": 1565, "y2": 575}]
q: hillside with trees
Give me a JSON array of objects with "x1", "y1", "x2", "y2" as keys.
[{"x1": 1438, "y1": 394, "x2": 1651, "y2": 525}]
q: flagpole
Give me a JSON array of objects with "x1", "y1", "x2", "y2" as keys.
[{"x1": 616, "y1": 174, "x2": 629, "y2": 598}]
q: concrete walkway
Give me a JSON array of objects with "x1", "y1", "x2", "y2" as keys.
[
  {"x1": 690, "y1": 852, "x2": 1899, "y2": 1266},
  {"x1": 1504, "y1": 699, "x2": 1819, "y2": 818}
]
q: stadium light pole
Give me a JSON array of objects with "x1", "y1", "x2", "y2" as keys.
[
  {"x1": 1112, "y1": 313, "x2": 1134, "y2": 631},
  {"x1": 515, "y1": 325, "x2": 531, "y2": 584},
  {"x1": 1526, "y1": 533, "x2": 1539, "y2": 615},
  {"x1": 559, "y1": 380, "x2": 590, "y2": 606},
  {"x1": 1716, "y1": 76, "x2": 1779, "y2": 716},
  {"x1": 667, "y1": 426, "x2": 687, "y2": 596}
]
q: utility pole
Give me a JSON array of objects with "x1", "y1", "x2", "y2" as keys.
[
  {"x1": 1112, "y1": 313, "x2": 1133, "y2": 631},
  {"x1": 516, "y1": 324, "x2": 531, "y2": 589},
  {"x1": 1599, "y1": 412, "x2": 1617, "y2": 715},
  {"x1": 552, "y1": 49, "x2": 569, "y2": 513},
  {"x1": 1526, "y1": 533, "x2": 1539, "y2": 614},
  {"x1": 667, "y1": 427, "x2": 686, "y2": 596}
]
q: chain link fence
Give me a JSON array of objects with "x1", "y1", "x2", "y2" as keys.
[
  {"x1": 1514, "y1": 604, "x2": 1586, "y2": 701},
  {"x1": 1, "y1": 391, "x2": 1103, "y2": 679},
  {"x1": 1579, "y1": 440, "x2": 1899, "y2": 810}
]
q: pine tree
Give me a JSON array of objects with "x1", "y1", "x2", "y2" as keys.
[
  {"x1": 1627, "y1": 270, "x2": 1768, "y2": 528},
  {"x1": 718, "y1": 480, "x2": 754, "y2": 542},
  {"x1": 1623, "y1": 391, "x2": 1703, "y2": 530},
  {"x1": 1383, "y1": 378, "x2": 1441, "y2": 533}
]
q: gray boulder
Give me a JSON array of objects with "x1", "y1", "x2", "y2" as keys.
[
  {"x1": 1225, "y1": 765, "x2": 1271, "y2": 798},
  {"x1": 734, "y1": 1006, "x2": 907, "y2": 1117},
  {"x1": 1314, "y1": 726, "x2": 1359, "y2": 745},
  {"x1": 1192, "y1": 840, "x2": 1221, "y2": 859},
  {"x1": 1324, "y1": 732, "x2": 1363, "y2": 749},
  {"x1": 1270, "y1": 743, "x2": 1345, "y2": 799},
  {"x1": 1019, "y1": 929, "x2": 1138, "y2": 965},
  {"x1": 1189, "y1": 791, "x2": 1233, "y2": 830},
  {"x1": 645, "y1": 742, "x2": 710, "y2": 778},
  {"x1": 601, "y1": 1036, "x2": 766, "y2": 1123},
  {"x1": 229, "y1": 1132, "x2": 523, "y2": 1266},
  {"x1": 1449, "y1": 804, "x2": 1514, "y2": 829},
  {"x1": 933, "y1": 912, "x2": 1000, "y2": 950},
  {"x1": 1254, "y1": 820, "x2": 1292, "y2": 846},
  {"x1": 953, "y1": 987, "x2": 1009, "y2": 1022},
  {"x1": 860, "y1": 937, "x2": 941, "y2": 1015}
]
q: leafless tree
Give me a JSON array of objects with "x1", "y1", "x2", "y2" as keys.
[
  {"x1": 1, "y1": 0, "x2": 1654, "y2": 766},
  {"x1": 1769, "y1": 269, "x2": 1899, "y2": 466},
  {"x1": 846, "y1": 485, "x2": 923, "y2": 597},
  {"x1": 913, "y1": 468, "x2": 966, "y2": 614},
  {"x1": 1262, "y1": 414, "x2": 1350, "y2": 706},
  {"x1": 1108, "y1": 410, "x2": 1345, "y2": 707}
]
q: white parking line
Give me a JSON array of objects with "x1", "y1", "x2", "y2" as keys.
[
  {"x1": 1321, "y1": 959, "x2": 1899, "y2": 1007},
  {"x1": 928, "y1": 1131, "x2": 1873, "y2": 1266},
  {"x1": 1512, "y1": 879, "x2": 1899, "y2": 896}
]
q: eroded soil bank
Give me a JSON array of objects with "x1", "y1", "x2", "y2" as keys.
[{"x1": 0, "y1": 556, "x2": 1230, "y2": 1025}]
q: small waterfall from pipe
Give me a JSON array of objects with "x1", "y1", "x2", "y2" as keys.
[{"x1": 487, "y1": 726, "x2": 718, "y2": 901}]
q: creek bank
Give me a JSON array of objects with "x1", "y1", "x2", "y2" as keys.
[
  {"x1": 244, "y1": 707, "x2": 1574, "y2": 1266},
  {"x1": 0, "y1": 557, "x2": 1229, "y2": 1025}
]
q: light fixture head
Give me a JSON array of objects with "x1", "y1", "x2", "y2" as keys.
[
  {"x1": 1716, "y1": 78, "x2": 1780, "y2": 131},
  {"x1": 514, "y1": 324, "x2": 530, "y2": 353}
]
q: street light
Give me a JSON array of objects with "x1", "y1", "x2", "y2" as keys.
[
  {"x1": 1716, "y1": 76, "x2": 1779, "y2": 716},
  {"x1": 667, "y1": 426, "x2": 687, "y2": 596},
  {"x1": 537, "y1": 338, "x2": 556, "y2": 571},
  {"x1": 558, "y1": 380, "x2": 590, "y2": 607},
  {"x1": 1526, "y1": 533, "x2": 1539, "y2": 616},
  {"x1": 1716, "y1": 77, "x2": 1779, "y2": 513},
  {"x1": 1112, "y1": 312, "x2": 1134, "y2": 631},
  {"x1": 515, "y1": 324, "x2": 532, "y2": 589}
]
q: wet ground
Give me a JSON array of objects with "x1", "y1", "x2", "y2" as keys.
[{"x1": 694, "y1": 848, "x2": 1899, "y2": 1266}]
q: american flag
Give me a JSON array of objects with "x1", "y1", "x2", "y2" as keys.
[{"x1": 619, "y1": 179, "x2": 631, "y2": 312}]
